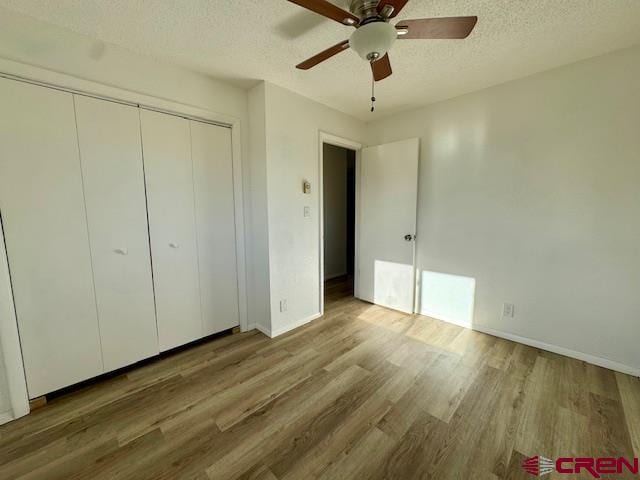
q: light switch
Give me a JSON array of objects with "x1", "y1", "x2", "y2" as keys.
[
  {"x1": 502, "y1": 303, "x2": 515, "y2": 318},
  {"x1": 304, "y1": 206, "x2": 311, "y2": 218}
]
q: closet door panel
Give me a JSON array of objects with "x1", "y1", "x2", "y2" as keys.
[
  {"x1": 0, "y1": 79, "x2": 103, "y2": 398},
  {"x1": 191, "y1": 121, "x2": 240, "y2": 335},
  {"x1": 140, "y1": 110, "x2": 202, "y2": 351},
  {"x1": 74, "y1": 96, "x2": 158, "y2": 371}
]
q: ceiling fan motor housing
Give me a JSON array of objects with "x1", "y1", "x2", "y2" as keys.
[
  {"x1": 349, "y1": 21, "x2": 397, "y2": 61},
  {"x1": 349, "y1": 0, "x2": 381, "y2": 18}
]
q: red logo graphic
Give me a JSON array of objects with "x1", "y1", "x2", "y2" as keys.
[
  {"x1": 522, "y1": 456, "x2": 554, "y2": 476},
  {"x1": 522, "y1": 455, "x2": 640, "y2": 478}
]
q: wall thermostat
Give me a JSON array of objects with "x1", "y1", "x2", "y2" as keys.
[{"x1": 303, "y1": 181, "x2": 311, "y2": 194}]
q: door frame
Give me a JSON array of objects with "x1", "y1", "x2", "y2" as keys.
[{"x1": 318, "y1": 132, "x2": 363, "y2": 316}]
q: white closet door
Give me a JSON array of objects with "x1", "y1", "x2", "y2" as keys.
[
  {"x1": 0, "y1": 78, "x2": 103, "y2": 398},
  {"x1": 74, "y1": 96, "x2": 158, "y2": 371},
  {"x1": 191, "y1": 121, "x2": 240, "y2": 335},
  {"x1": 140, "y1": 110, "x2": 202, "y2": 351}
]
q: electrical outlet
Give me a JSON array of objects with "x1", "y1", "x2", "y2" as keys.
[
  {"x1": 502, "y1": 303, "x2": 515, "y2": 318},
  {"x1": 280, "y1": 299, "x2": 288, "y2": 312}
]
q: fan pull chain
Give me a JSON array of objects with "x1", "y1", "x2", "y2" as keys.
[{"x1": 370, "y1": 75, "x2": 376, "y2": 112}]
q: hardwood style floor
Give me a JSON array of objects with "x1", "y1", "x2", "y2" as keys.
[{"x1": 1, "y1": 277, "x2": 639, "y2": 479}]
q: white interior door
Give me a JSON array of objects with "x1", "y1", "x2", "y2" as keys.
[
  {"x1": 190, "y1": 121, "x2": 240, "y2": 336},
  {"x1": 74, "y1": 95, "x2": 158, "y2": 371},
  {"x1": 140, "y1": 110, "x2": 202, "y2": 351},
  {"x1": 357, "y1": 138, "x2": 419, "y2": 313},
  {"x1": 0, "y1": 78, "x2": 103, "y2": 397}
]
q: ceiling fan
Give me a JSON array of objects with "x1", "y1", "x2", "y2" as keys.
[{"x1": 288, "y1": 0, "x2": 477, "y2": 110}]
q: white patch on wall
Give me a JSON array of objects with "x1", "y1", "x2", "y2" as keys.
[
  {"x1": 373, "y1": 259, "x2": 414, "y2": 313},
  {"x1": 419, "y1": 271, "x2": 476, "y2": 327}
]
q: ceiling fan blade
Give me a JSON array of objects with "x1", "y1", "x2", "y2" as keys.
[
  {"x1": 377, "y1": 0, "x2": 410, "y2": 19},
  {"x1": 396, "y1": 16, "x2": 478, "y2": 39},
  {"x1": 371, "y1": 54, "x2": 392, "y2": 81},
  {"x1": 287, "y1": 0, "x2": 359, "y2": 26},
  {"x1": 296, "y1": 40, "x2": 350, "y2": 70}
]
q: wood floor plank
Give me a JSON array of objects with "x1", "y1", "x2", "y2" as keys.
[
  {"x1": 235, "y1": 463, "x2": 278, "y2": 480},
  {"x1": 266, "y1": 361, "x2": 398, "y2": 478},
  {"x1": 204, "y1": 365, "x2": 371, "y2": 479},
  {"x1": 504, "y1": 450, "x2": 534, "y2": 480},
  {"x1": 616, "y1": 372, "x2": 640, "y2": 457},
  {"x1": 0, "y1": 277, "x2": 637, "y2": 480},
  {"x1": 372, "y1": 410, "x2": 446, "y2": 480},
  {"x1": 514, "y1": 355, "x2": 561, "y2": 457},
  {"x1": 316, "y1": 427, "x2": 396, "y2": 480},
  {"x1": 444, "y1": 365, "x2": 524, "y2": 479},
  {"x1": 588, "y1": 391, "x2": 636, "y2": 458},
  {"x1": 278, "y1": 363, "x2": 409, "y2": 479}
]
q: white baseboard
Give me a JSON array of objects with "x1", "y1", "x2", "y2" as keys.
[
  {"x1": 473, "y1": 324, "x2": 639, "y2": 377},
  {"x1": 0, "y1": 411, "x2": 14, "y2": 426},
  {"x1": 251, "y1": 323, "x2": 272, "y2": 338},
  {"x1": 247, "y1": 312, "x2": 639, "y2": 377},
  {"x1": 262, "y1": 312, "x2": 322, "y2": 338}
]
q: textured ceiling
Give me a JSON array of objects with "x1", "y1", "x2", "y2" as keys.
[{"x1": 1, "y1": 0, "x2": 640, "y2": 120}]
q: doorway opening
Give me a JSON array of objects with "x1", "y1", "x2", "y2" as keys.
[{"x1": 322, "y1": 143, "x2": 356, "y2": 306}]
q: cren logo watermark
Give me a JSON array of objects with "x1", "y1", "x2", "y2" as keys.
[
  {"x1": 522, "y1": 456, "x2": 554, "y2": 476},
  {"x1": 522, "y1": 456, "x2": 640, "y2": 478}
]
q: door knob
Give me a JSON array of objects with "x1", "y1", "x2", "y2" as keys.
[
  {"x1": 404, "y1": 234, "x2": 415, "y2": 241},
  {"x1": 114, "y1": 248, "x2": 128, "y2": 255},
  {"x1": 169, "y1": 242, "x2": 180, "y2": 249}
]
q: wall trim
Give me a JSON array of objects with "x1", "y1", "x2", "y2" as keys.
[
  {"x1": 250, "y1": 323, "x2": 272, "y2": 338},
  {"x1": 0, "y1": 411, "x2": 14, "y2": 426},
  {"x1": 473, "y1": 324, "x2": 639, "y2": 377},
  {"x1": 257, "y1": 312, "x2": 323, "y2": 338}
]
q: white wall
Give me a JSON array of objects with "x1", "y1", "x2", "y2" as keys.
[
  {"x1": 366, "y1": 45, "x2": 640, "y2": 372},
  {"x1": 263, "y1": 82, "x2": 365, "y2": 336},
  {"x1": 0, "y1": 8, "x2": 247, "y2": 121},
  {"x1": 247, "y1": 83, "x2": 272, "y2": 333},
  {"x1": 323, "y1": 144, "x2": 349, "y2": 280}
]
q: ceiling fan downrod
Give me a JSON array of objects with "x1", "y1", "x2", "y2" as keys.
[{"x1": 370, "y1": 69, "x2": 376, "y2": 112}]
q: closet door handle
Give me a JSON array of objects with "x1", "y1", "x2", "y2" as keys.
[
  {"x1": 169, "y1": 242, "x2": 180, "y2": 249},
  {"x1": 114, "y1": 248, "x2": 128, "y2": 255}
]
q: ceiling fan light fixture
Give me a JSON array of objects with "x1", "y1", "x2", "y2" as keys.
[{"x1": 349, "y1": 21, "x2": 397, "y2": 61}]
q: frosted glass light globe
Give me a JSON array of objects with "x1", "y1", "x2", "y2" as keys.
[{"x1": 349, "y1": 22, "x2": 397, "y2": 61}]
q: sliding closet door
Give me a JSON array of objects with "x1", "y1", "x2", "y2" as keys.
[
  {"x1": 191, "y1": 121, "x2": 240, "y2": 335},
  {"x1": 140, "y1": 110, "x2": 202, "y2": 351},
  {"x1": 74, "y1": 96, "x2": 158, "y2": 371},
  {"x1": 0, "y1": 78, "x2": 103, "y2": 398}
]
